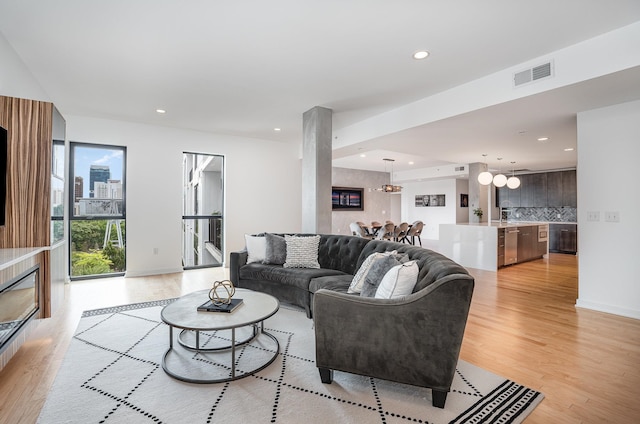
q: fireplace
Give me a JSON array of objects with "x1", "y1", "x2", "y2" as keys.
[{"x1": 0, "y1": 265, "x2": 40, "y2": 353}]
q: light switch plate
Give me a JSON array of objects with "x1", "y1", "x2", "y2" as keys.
[
  {"x1": 605, "y1": 211, "x2": 620, "y2": 223},
  {"x1": 587, "y1": 211, "x2": 600, "y2": 222}
]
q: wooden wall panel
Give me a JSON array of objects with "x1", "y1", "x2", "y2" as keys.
[{"x1": 0, "y1": 96, "x2": 52, "y2": 248}]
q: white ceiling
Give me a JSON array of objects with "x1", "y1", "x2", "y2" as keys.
[{"x1": 1, "y1": 1, "x2": 640, "y2": 175}]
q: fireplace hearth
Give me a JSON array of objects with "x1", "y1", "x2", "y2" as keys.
[{"x1": 0, "y1": 265, "x2": 39, "y2": 353}]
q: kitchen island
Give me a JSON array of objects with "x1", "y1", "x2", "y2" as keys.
[{"x1": 439, "y1": 222, "x2": 548, "y2": 271}]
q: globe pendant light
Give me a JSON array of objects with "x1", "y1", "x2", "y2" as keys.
[
  {"x1": 493, "y1": 173, "x2": 507, "y2": 187},
  {"x1": 492, "y1": 158, "x2": 507, "y2": 187},
  {"x1": 478, "y1": 171, "x2": 493, "y2": 185},
  {"x1": 506, "y1": 161, "x2": 521, "y2": 189}
]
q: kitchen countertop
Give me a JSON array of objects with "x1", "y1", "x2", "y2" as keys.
[{"x1": 455, "y1": 221, "x2": 576, "y2": 228}]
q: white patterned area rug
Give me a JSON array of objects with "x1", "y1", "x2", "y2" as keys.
[{"x1": 38, "y1": 299, "x2": 543, "y2": 424}]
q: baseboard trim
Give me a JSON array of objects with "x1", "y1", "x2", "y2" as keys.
[
  {"x1": 576, "y1": 299, "x2": 640, "y2": 320},
  {"x1": 124, "y1": 268, "x2": 183, "y2": 278}
]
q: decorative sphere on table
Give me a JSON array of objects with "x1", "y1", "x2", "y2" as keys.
[{"x1": 208, "y1": 280, "x2": 236, "y2": 306}]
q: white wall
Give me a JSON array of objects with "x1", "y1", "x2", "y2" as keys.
[
  {"x1": 400, "y1": 179, "x2": 459, "y2": 240},
  {"x1": 576, "y1": 100, "x2": 640, "y2": 319},
  {"x1": 0, "y1": 32, "x2": 50, "y2": 101},
  {"x1": 67, "y1": 116, "x2": 302, "y2": 277}
]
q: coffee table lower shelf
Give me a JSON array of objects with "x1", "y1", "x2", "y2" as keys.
[{"x1": 162, "y1": 322, "x2": 280, "y2": 383}]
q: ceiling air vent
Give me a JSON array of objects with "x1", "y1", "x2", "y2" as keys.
[
  {"x1": 455, "y1": 166, "x2": 465, "y2": 172},
  {"x1": 513, "y1": 60, "x2": 553, "y2": 87}
]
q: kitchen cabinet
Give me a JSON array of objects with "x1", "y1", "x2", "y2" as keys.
[
  {"x1": 497, "y1": 170, "x2": 576, "y2": 208},
  {"x1": 549, "y1": 223, "x2": 577, "y2": 254},
  {"x1": 547, "y1": 170, "x2": 577, "y2": 207},
  {"x1": 497, "y1": 184, "x2": 520, "y2": 208},
  {"x1": 520, "y1": 173, "x2": 547, "y2": 207},
  {"x1": 497, "y1": 228, "x2": 505, "y2": 267},
  {"x1": 517, "y1": 226, "x2": 536, "y2": 262},
  {"x1": 546, "y1": 172, "x2": 563, "y2": 206},
  {"x1": 561, "y1": 170, "x2": 577, "y2": 207},
  {"x1": 497, "y1": 224, "x2": 547, "y2": 268}
]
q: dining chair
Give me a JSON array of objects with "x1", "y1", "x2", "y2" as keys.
[
  {"x1": 407, "y1": 220, "x2": 424, "y2": 246},
  {"x1": 394, "y1": 222, "x2": 410, "y2": 243}
]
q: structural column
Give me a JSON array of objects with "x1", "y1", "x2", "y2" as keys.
[
  {"x1": 302, "y1": 106, "x2": 332, "y2": 234},
  {"x1": 468, "y1": 162, "x2": 488, "y2": 223}
]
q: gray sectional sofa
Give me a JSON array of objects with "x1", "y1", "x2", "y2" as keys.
[{"x1": 229, "y1": 233, "x2": 475, "y2": 408}]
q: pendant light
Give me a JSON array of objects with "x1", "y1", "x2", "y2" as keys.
[
  {"x1": 492, "y1": 158, "x2": 507, "y2": 187},
  {"x1": 507, "y1": 161, "x2": 521, "y2": 189},
  {"x1": 381, "y1": 158, "x2": 402, "y2": 193}
]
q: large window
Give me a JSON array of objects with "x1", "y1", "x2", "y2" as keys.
[
  {"x1": 182, "y1": 152, "x2": 224, "y2": 268},
  {"x1": 69, "y1": 143, "x2": 126, "y2": 278}
]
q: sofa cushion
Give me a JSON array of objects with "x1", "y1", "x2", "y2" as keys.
[
  {"x1": 284, "y1": 235, "x2": 321, "y2": 268},
  {"x1": 239, "y1": 263, "x2": 345, "y2": 290},
  {"x1": 318, "y1": 235, "x2": 371, "y2": 274},
  {"x1": 360, "y1": 255, "x2": 401, "y2": 297},
  {"x1": 244, "y1": 234, "x2": 266, "y2": 264},
  {"x1": 375, "y1": 260, "x2": 419, "y2": 299},
  {"x1": 264, "y1": 233, "x2": 287, "y2": 265},
  {"x1": 309, "y1": 274, "x2": 353, "y2": 294}
]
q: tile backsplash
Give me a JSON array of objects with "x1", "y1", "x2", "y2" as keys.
[{"x1": 501, "y1": 207, "x2": 577, "y2": 223}]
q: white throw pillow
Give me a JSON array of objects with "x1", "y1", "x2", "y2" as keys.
[
  {"x1": 348, "y1": 250, "x2": 398, "y2": 294},
  {"x1": 244, "y1": 234, "x2": 266, "y2": 264},
  {"x1": 283, "y1": 235, "x2": 321, "y2": 268},
  {"x1": 375, "y1": 260, "x2": 419, "y2": 299}
]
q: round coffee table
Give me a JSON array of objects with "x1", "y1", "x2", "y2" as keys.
[{"x1": 161, "y1": 288, "x2": 279, "y2": 383}]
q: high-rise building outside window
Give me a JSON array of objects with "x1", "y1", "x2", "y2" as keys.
[{"x1": 89, "y1": 165, "x2": 110, "y2": 198}]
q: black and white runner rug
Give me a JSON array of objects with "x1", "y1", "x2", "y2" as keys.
[{"x1": 37, "y1": 299, "x2": 543, "y2": 423}]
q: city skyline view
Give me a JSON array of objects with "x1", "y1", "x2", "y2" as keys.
[{"x1": 73, "y1": 145, "x2": 124, "y2": 198}]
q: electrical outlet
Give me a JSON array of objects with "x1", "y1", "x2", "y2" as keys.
[
  {"x1": 605, "y1": 211, "x2": 620, "y2": 223},
  {"x1": 153, "y1": 247, "x2": 159, "y2": 255},
  {"x1": 587, "y1": 211, "x2": 600, "y2": 222}
]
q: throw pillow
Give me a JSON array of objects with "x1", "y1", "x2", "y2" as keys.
[
  {"x1": 348, "y1": 252, "x2": 383, "y2": 294},
  {"x1": 375, "y1": 260, "x2": 419, "y2": 299},
  {"x1": 244, "y1": 234, "x2": 266, "y2": 264},
  {"x1": 283, "y1": 235, "x2": 321, "y2": 268},
  {"x1": 348, "y1": 250, "x2": 398, "y2": 294},
  {"x1": 360, "y1": 255, "x2": 401, "y2": 297},
  {"x1": 264, "y1": 233, "x2": 287, "y2": 264}
]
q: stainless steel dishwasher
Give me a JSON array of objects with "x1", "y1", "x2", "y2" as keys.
[{"x1": 505, "y1": 228, "x2": 519, "y2": 265}]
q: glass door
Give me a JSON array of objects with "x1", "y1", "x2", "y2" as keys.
[{"x1": 182, "y1": 152, "x2": 224, "y2": 268}]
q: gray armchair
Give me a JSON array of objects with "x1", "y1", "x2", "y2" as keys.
[{"x1": 313, "y1": 273, "x2": 474, "y2": 408}]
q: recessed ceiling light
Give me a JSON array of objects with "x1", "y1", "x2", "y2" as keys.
[
  {"x1": 274, "y1": 128, "x2": 281, "y2": 132},
  {"x1": 413, "y1": 50, "x2": 430, "y2": 60},
  {"x1": 564, "y1": 148, "x2": 574, "y2": 152},
  {"x1": 408, "y1": 161, "x2": 414, "y2": 165},
  {"x1": 537, "y1": 137, "x2": 549, "y2": 141},
  {"x1": 156, "y1": 109, "x2": 166, "y2": 114},
  {"x1": 359, "y1": 154, "x2": 366, "y2": 158}
]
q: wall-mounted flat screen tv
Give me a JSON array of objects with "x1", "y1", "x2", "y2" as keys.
[{"x1": 0, "y1": 126, "x2": 6, "y2": 226}]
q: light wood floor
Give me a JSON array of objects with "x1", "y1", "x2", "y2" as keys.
[{"x1": 1, "y1": 254, "x2": 639, "y2": 423}]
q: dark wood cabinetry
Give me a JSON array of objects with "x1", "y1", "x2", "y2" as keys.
[
  {"x1": 497, "y1": 183, "x2": 520, "y2": 207},
  {"x1": 546, "y1": 170, "x2": 577, "y2": 207},
  {"x1": 520, "y1": 173, "x2": 547, "y2": 207},
  {"x1": 498, "y1": 224, "x2": 547, "y2": 268},
  {"x1": 496, "y1": 170, "x2": 575, "y2": 208},
  {"x1": 497, "y1": 228, "x2": 505, "y2": 267},
  {"x1": 517, "y1": 226, "x2": 536, "y2": 262},
  {"x1": 549, "y1": 223, "x2": 577, "y2": 254},
  {"x1": 561, "y1": 170, "x2": 577, "y2": 207}
]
